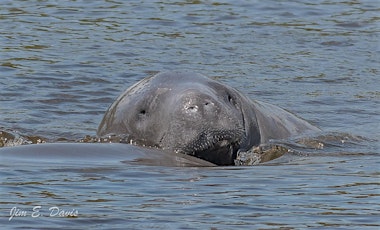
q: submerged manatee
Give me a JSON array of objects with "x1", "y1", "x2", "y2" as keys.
[
  {"x1": 98, "y1": 70, "x2": 320, "y2": 165},
  {"x1": 0, "y1": 143, "x2": 215, "y2": 167}
]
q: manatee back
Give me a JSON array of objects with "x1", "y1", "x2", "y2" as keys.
[{"x1": 251, "y1": 100, "x2": 320, "y2": 144}]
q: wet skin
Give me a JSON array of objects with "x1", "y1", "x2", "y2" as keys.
[{"x1": 98, "y1": 70, "x2": 320, "y2": 165}]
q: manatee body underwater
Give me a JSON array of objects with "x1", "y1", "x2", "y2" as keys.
[{"x1": 97, "y1": 70, "x2": 320, "y2": 165}]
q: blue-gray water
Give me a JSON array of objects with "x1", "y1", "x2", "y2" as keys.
[{"x1": 1, "y1": 0, "x2": 379, "y2": 229}]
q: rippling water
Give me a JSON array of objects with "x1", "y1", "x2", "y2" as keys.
[{"x1": 1, "y1": 0, "x2": 379, "y2": 229}]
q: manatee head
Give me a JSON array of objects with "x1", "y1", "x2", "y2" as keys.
[{"x1": 97, "y1": 71, "x2": 260, "y2": 165}]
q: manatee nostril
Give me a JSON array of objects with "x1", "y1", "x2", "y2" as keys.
[
  {"x1": 203, "y1": 100, "x2": 216, "y2": 111},
  {"x1": 204, "y1": 99, "x2": 215, "y2": 106},
  {"x1": 185, "y1": 104, "x2": 198, "y2": 112}
]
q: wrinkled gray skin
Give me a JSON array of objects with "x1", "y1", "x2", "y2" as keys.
[{"x1": 98, "y1": 71, "x2": 320, "y2": 165}]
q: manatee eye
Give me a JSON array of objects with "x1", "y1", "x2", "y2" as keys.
[
  {"x1": 227, "y1": 93, "x2": 239, "y2": 108},
  {"x1": 227, "y1": 94, "x2": 233, "y2": 102},
  {"x1": 227, "y1": 94, "x2": 235, "y2": 104},
  {"x1": 139, "y1": 109, "x2": 146, "y2": 115}
]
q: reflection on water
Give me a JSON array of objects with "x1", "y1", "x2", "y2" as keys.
[{"x1": 1, "y1": 0, "x2": 379, "y2": 228}]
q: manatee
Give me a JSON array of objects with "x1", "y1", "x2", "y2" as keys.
[
  {"x1": 98, "y1": 70, "x2": 320, "y2": 165},
  {"x1": 0, "y1": 143, "x2": 215, "y2": 167}
]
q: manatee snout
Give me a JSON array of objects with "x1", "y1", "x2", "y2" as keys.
[
  {"x1": 178, "y1": 89, "x2": 222, "y2": 118},
  {"x1": 167, "y1": 89, "x2": 246, "y2": 165}
]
